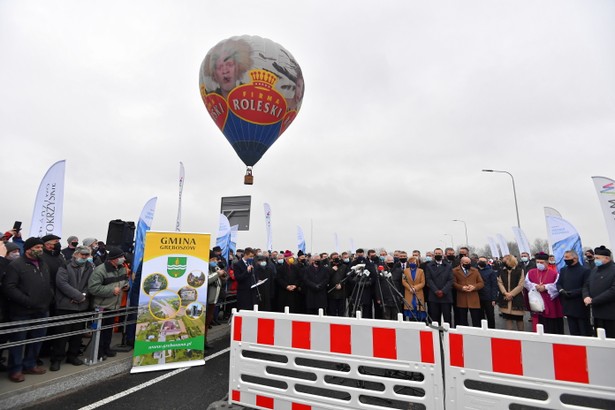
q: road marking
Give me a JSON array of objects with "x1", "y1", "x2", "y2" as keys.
[{"x1": 79, "y1": 347, "x2": 231, "y2": 410}]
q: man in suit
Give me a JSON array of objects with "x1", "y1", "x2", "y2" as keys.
[{"x1": 233, "y1": 247, "x2": 258, "y2": 311}]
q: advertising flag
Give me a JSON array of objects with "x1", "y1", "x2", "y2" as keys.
[
  {"x1": 487, "y1": 236, "x2": 500, "y2": 258},
  {"x1": 297, "y1": 226, "x2": 306, "y2": 253},
  {"x1": 543, "y1": 207, "x2": 561, "y2": 254},
  {"x1": 175, "y1": 162, "x2": 185, "y2": 232},
  {"x1": 334, "y1": 233, "x2": 340, "y2": 254},
  {"x1": 131, "y1": 231, "x2": 211, "y2": 373},
  {"x1": 511, "y1": 227, "x2": 531, "y2": 255},
  {"x1": 592, "y1": 176, "x2": 615, "y2": 251},
  {"x1": 29, "y1": 160, "x2": 66, "y2": 238},
  {"x1": 496, "y1": 234, "x2": 510, "y2": 256},
  {"x1": 132, "y1": 197, "x2": 158, "y2": 276},
  {"x1": 216, "y1": 214, "x2": 231, "y2": 261},
  {"x1": 230, "y1": 225, "x2": 238, "y2": 256},
  {"x1": 545, "y1": 215, "x2": 584, "y2": 270},
  {"x1": 264, "y1": 203, "x2": 272, "y2": 251}
]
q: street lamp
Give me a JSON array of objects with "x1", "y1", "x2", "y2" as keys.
[
  {"x1": 444, "y1": 233, "x2": 454, "y2": 249},
  {"x1": 452, "y1": 219, "x2": 469, "y2": 246},
  {"x1": 482, "y1": 169, "x2": 521, "y2": 228}
]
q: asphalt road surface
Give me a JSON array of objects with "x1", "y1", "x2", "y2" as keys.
[{"x1": 24, "y1": 338, "x2": 232, "y2": 410}]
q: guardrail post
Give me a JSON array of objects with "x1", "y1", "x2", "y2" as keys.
[{"x1": 85, "y1": 307, "x2": 103, "y2": 366}]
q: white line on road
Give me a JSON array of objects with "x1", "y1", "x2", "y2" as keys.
[{"x1": 79, "y1": 347, "x2": 231, "y2": 410}]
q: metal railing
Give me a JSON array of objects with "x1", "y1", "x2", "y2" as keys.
[{"x1": 0, "y1": 306, "x2": 138, "y2": 366}]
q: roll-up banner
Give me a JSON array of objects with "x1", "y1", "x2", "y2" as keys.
[{"x1": 131, "y1": 231, "x2": 210, "y2": 373}]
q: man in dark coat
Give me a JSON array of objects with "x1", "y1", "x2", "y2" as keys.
[
  {"x1": 349, "y1": 249, "x2": 377, "y2": 318},
  {"x1": 557, "y1": 250, "x2": 591, "y2": 336},
  {"x1": 583, "y1": 246, "x2": 615, "y2": 338},
  {"x1": 233, "y1": 247, "x2": 258, "y2": 311},
  {"x1": 254, "y1": 254, "x2": 275, "y2": 311},
  {"x1": 50, "y1": 246, "x2": 94, "y2": 371},
  {"x1": 425, "y1": 248, "x2": 454, "y2": 326},
  {"x1": 327, "y1": 253, "x2": 348, "y2": 317},
  {"x1": 302, "y1": 255, "x2": 329, "y2": 314},
  {"x1": 275, "y1": 250, "x2": 302, "y2": 313},
  {"x1": 3, "y1": 237, "x2": 53, "y2": 382},
  {"x1": 477, "y1": 256, "x2": 498, "y2": 329}
]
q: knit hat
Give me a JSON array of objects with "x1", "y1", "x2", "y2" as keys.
[
  {"x1": 67, "y1": 235, "x2": 78, "y2": 243},
  {"x1": 5, "y1": 242, "x2": 20, "y2": 254},
  {"x1": 41, "y1": 234, "x2": 61, "y2": 242},
  {"x1": 283, "y1": 250, "x2": 293, "y2": 258},
  {"x1": 24, "y1": 237, "x2": 44, "y2": 251},
  {"x1": 594, "y1": 246, "x2": 611, "y2": 257},
  {"x1": 107, "y1": 246, "x2": 125, "y2": 260},
  {"x1": 83, "y1": 237, "x2": 98, "y2": 247}
]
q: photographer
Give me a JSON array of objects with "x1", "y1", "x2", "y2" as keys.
[{"x1": 206, "y1": 253, "x2": 227, "y2": 347}]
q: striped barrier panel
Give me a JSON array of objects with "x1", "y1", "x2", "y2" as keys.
[
  {"x1": 228, "y1": 308, "x2": 444, "y2": 410},
  {"x1": 442, "y1": 322, "x2": 615, "y2": 409}
]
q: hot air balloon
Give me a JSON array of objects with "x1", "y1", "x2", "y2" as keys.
[{"x1": 199, "y1": 35, "x2": 304, "y2": 184}]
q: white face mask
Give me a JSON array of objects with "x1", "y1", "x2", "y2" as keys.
[{"x1": 537, "y1": 263, "x2": 546, "y2": 271}]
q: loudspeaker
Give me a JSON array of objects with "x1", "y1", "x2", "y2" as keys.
[{"x1": 106, "y1": 219, "x2": 135, "y2": 252}]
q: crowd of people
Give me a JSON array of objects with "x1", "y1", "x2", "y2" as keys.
[
  {"x1": 1, "y1": 226, "x2": 615, "y2": 385},
  {"x1": 219, "y1": 246, "x2": 615, "y2": 340},
  {"x1": 0, "y1": 229, "x2": 130, "y2": 383}
]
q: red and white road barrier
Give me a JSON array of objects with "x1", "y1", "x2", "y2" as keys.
[
  {"x1": 443, "y1": 322, "x2": 615, "y2": 409},
  {"x1": 229, "y1": 308, "x2": 443, "y2": 410}
]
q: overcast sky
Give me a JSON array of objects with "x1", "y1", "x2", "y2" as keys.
[{"x1": 2, "y1": 0, "x2": 614, "y2": 254}]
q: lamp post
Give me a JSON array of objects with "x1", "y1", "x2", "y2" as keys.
[
  {"x1": 482, "y1": 169, "x2": 521, "y2": 228},
  {"x1": 444, "y1": 233, "x2": 454, "y2": 249},
  {"x1": 452, "y1": 219, "x2": 469, "y2": 246}
]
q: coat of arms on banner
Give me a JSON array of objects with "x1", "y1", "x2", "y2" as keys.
[{"x1": 167, "y1": 257, "x2": 187, "y2": 277}]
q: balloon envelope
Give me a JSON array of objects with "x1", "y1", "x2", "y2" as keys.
[{"x1": 199, "y1": 35, "x2": 304, "y2": 167}]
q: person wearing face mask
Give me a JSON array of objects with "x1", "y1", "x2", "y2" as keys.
[
  {"x1": 205, "y1": 254, "x2": 227, "y2": 346},
  {"x1": 83, "y1": 238, "x2": 103, "y2": 266},
  {"x1": 49, "y1": 246, "x2": 94, "y2": 371},
  {"x1": 88, "y1": 246, "x2": 129, "y2": 359},
  {"x1": 327, "y1": 252, "x2": 348, "y2": 317},
  {"x1": 477, "y1": 256, "x2": 498, "y2": 329},
  {"x1": 275, "y1": 250, "x2": 301, "y2": 313},
  {"x1": 496, "y1": 255, "x2": 526, "y2": 331},
  {"x1": 525, "y1": 252, "x2": 564, "y2": 334},
  {"x1": 453, "y1": 257, "x2": 484, "y2": 327},
  {"x1": 302, "y1": 255, "x2": 329, "y2": 314},
  {"x1": 584, "y1": 249, "x2": 596, "y2": 270},
  {"x1": 583, "y1": 246, "x2": 615, "y2": 338},
  {"x1": 0, "y1": 242, "x2": 22, "y2": 371},
  {"x1": 556, "y1": 250, "x2": 591, "y2": 336},
  {"x1": 233, "y1": 247, "x2": 259, "y2": 311},
  {"x1": 519, "y1": 251, "x2": 536, "y2": 272},
  {"x1": 40, "y1": 234, "x2": 67, "y2": 292},
  {"x1": 61, "y1": 236, "x2": 79, "y2": 260},
  {"x1": 254, "y1": 254, "x2": 274, "y2": 311},
  {"x1": 425, "y1": 248, "x2": 454, "y2": 326},
  {"x1": 402, "y1": 256, "x2": 426, "y2": 322},
  {"x1": 4, "y1": 237, "x2": 53, "y2": 382},
  {"x1": 378, "y1": 255, "x2": 403, "y2": 320},
  {"x1": 367, "y1": 249, "x2": 385, "y2": 319}
]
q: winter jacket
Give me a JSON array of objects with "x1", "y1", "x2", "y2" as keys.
[
  {"x1": 3, "y1": 256, "x2": 54, "y2": 316},
  {"x1": 478, "y1": 265, "x2": 498, "y2": 302},
  {"x1": 583, "y1": 261, "x2": 615, "y2": 320},
  {"x1": 55, "y1": 260, "x2": 94, "y2": 311},
  {"x1": 88, "y1": 261, "x2": 128, "y2": 310}
]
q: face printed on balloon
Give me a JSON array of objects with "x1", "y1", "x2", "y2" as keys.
[{"x1": 200, "y1": 35, "x2": 304, "y2": 183}]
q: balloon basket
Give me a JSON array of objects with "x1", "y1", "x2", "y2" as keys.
[{"x1": 244, "y1": 168, "x2": 254, "y2": 185}]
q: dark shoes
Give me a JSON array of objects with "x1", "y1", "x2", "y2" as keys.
[
  {"x1": 9, "y1": 372, "x2": 25, "y2": 383},
  {"x1": 66, "y1": 357, "x2": 84, "y2": 366},
  {"x1": 50, "y1": 361, "x2": 61, "y2": 372},
  {"x1": 23, "y1": 366, "x2": 47, "y2": 375},
  {"x1": 105, "y1": 349, "x2": 117, "y2": 358}
]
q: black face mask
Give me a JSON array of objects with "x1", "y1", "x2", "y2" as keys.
[
  {"x1": 462, "y1": 263, "x2": 472, "y2": 270},
  {"x1": 399, "y1": 258, "x2": 408, "y2": 263},
  {"x1": 371, "y1": 256, "x2": 379, "y2": 263},
  {"x1": 564, "y1": 259, "x2": 574, "y2": 266},
  {"x1": 447, "y1": 255, "x2": 455, "y2": 261},
  {"x1": 434, "y1": 255, "x2": 443, "y2": 261},
  {"x1": 386, "y1": 262, "x2": 395, "y2": 269},
  {"x1": 70, "y1": 241, "x2": 78, "y2": 247},
  {"x1": 478, "y1": 261, "x2": 487, "y2": 268}
]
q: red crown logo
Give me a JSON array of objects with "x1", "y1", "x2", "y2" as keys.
[{"x1": 249, "y1": 69, "x2": 278, "y2": 89}]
